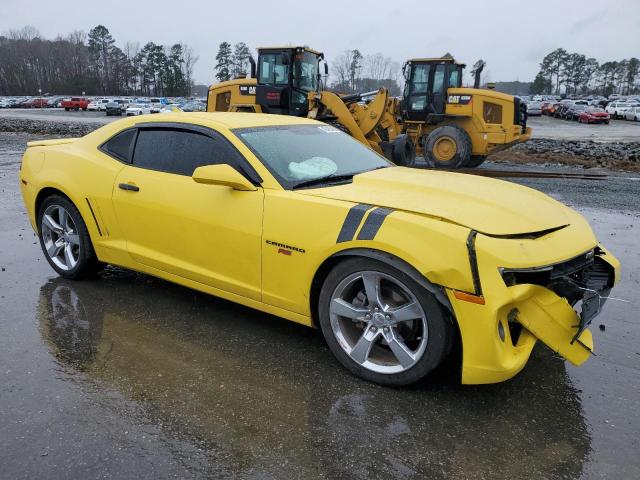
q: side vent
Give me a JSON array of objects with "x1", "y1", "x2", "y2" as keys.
[{"x1": 85, "y1": 198, "x2": 107, "y2": 236}]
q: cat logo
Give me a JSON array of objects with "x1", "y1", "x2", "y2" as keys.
[
  {"x1": 239, "y1": 85, "x2": 257, "y2": 96},
  {"x1": 447, "y1": 95, "x2": 472, "y2": 105}
]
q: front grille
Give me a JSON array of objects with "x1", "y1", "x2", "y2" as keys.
[{"x1": 501, "y1": 251, "x2": 614, "y2": 305}]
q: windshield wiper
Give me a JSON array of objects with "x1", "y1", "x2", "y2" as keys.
[{"x1": 292, "y1": 173, "x2": 356, "y2": 190}]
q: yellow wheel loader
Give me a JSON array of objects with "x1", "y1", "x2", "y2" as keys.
[{"x1": 207, "y1": 47, "x2": 531, "y2": 168}]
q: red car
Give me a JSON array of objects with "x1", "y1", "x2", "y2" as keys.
[
  {"x1": 26, "y1": 98, "x2": 49, "y2": 108},
  {"x1": 578, "y1": 108, "x2": 610, "y2": 124},
  {"x1": 541, "y1": 102, "x2": 559, "y2": 116},
  {"x1": 61, "y1": 97, "x2": 89, "y2": 111}
]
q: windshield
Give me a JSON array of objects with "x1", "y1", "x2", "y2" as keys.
[
  {"x1": 234, "y1": 124, "x2": 390, "y2": 189},
  {"x1": 258, "y1": 53, "x2": 289, "y2": 85},
  {"x1": 292, "y1": 51, "x2": 318, "y2": 92}
]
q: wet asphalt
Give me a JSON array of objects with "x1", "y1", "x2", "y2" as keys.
[{"x1": 0, "y1": 132, "x2": 639, "y2": 479}]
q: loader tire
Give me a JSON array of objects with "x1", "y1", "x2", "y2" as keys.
[
  {"x1": 465, "y1": 155, "x2": 487, "y2": 168},
  {"x1": 423, "y1": 126, "x2": 471, "y2": 169},
  {"x1": 391, "y1": 134, "x2": 416, "y2": 167}
]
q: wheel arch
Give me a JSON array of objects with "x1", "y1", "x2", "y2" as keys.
[
  {"x1": 34, "y1": 186, "x2": 88, "y2": 235},
  {"x1": 309, "y1": 247, "x2": 454, "y2": 329}
]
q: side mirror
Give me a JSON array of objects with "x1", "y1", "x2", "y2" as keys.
[
  {"x1": 324, "y1": 62, "x2": 329, "y2": 76},
  {"x1": 192, "y1": 164, "x2": 257, "y2": 191}
]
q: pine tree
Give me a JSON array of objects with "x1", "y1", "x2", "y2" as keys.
[
  {"x1": 87, "y1": 25, "x2": 115, "y2": 93},
  {"x1": 232, "y1": 42, "x2": 252, "y2": 78},
  {"x1": 215, "y1": 42, "x2": 233, "y2": 82}
]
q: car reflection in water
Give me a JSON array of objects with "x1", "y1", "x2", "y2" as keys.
[{"x1": 38, "y1": 268, "x2": 591, "y2": 479}]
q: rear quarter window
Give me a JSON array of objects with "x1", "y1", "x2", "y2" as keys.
[{"x1": 100, "y1": 129, "x2": 137, "y2": 163}]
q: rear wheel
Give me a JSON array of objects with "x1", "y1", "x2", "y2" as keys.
[
  {"x1": 38, "y1": 195, "x2": 100, "y2": 280},
  {"x1": 318, "y1": 258, "x2": 452, "y2": 386},
  {"x1": 423, "y1": 125, "x2": 471, "y2": 169},
  {"x1": 391, "y1": 134, "x2": 416, "y2": 167}
]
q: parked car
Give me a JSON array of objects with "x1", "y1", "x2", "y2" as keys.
[
  {"x1": 87, "y1": 100, "x2": 102, "y2": 111},
  {"x1": 61, "y1": 97, "x2": 89, "y2": 111},
  {"x1": 18, "y1": 113, "x2": 619, "y2": 386},
  {"x1": 554, "y1": 104, "x2": 572, "y2": 119},
  {"x1": 125, "y1": 103, "x2": 152, "y2": 116},
  {"x1": 624, "y1": 106, "x2": 640, "y2": 121},
  {"x1": 24, "y1": 98, "x2": 50, "y2": 108},
  {"x1": 46, "y1": 97, "x2": 64, "y2": 108},
  {"x1": 527, "y1": 101, "x2": 542, "y2": 116},
  {"x1": 565, "y1": 103, "x2": 589, "y2": 120},
  {"x1": 180, "y1": 101, "x2": 206, "y2": 112},
  {"x1": 578, "y1": 108, "x2": 610, "y2": 124},
  {"x1": 605, "y1": 101, "x2": 638, "y2": 119},
  {"x1": 105, "y1": 101, "x2": 123, "y2": 116},
  {"x1": 541, "y1": 102, "x2": 559, "y2": 116}
]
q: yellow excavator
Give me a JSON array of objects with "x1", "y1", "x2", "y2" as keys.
[{"x1": 207, "y1": 46, "x2": 531, "y2": 168}]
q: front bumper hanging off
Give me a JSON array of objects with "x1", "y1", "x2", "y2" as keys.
[{"x1": 448, "y1": 243, "x2": 619, "y2": 385}]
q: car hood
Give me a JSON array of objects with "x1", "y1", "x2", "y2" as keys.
[{"x1": 299, "y1": 167, "x2": 581, "y2": 236}]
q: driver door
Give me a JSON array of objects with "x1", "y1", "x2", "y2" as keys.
[{"x1": 111, "y1": 124, "x2": 264, "y2": 300}]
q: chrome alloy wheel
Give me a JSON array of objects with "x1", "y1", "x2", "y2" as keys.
[
  {"x1": 41, "y1": 205, "x2": 80, "y2": 271},
  {"x1": 329, "y1": 271, "x2": 429, "y2": 374}
]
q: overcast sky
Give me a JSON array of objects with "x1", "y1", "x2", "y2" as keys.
[{"x1": 2, "y1": 0, "x2": 639, "y2": 85}]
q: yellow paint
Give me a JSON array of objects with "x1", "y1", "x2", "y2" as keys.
[{"x1": 19, "y1": 112, "x2": 619, "y2": 384}]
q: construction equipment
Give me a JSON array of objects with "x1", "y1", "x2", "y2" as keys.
[{"x1": 207, "y1": 46, "x2": 531, "y2": 168}]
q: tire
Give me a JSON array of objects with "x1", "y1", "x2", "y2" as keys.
[
  {"x1": 318, "y1": 257, "x2": 452, "y2": 386},
  {"x1": 65, "y1": 108, "x2": 70, "y2": 111},
  {"x1": 466, "y1": 155, "x2": 487, "y2": 168},
  {"x1": 37, "y1": 195, "x2": 100, "y2": 280},
  {"x1": 423, "y1": 125, "x2": 471, "y2": 169},
  {"x1": 605, "y1": 120, "x2": 610, "y2": 125},
  {"x1": 391, "y1": 134, "x2": 416, "y2": 167}
]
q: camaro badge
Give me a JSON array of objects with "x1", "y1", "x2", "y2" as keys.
[{"x1": 265, "y1": 239, "x2": 305, "y2": 254}]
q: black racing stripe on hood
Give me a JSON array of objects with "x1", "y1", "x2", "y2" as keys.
[{"x1": 337, "y1": 203, "x2": 372, "y2": 243}]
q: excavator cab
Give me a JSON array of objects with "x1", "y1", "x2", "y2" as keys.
[
  {"x1": 255, "y1": 47, "x2": 326, "y2": 116},
  {"x1": 401, "y1": 58, "x2": 464, "y2": 122}
]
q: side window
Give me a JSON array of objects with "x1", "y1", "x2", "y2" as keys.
[
  {"x1": 448, "y1": 68, "x2": 460, "y2": 88},
  {"x1": 101, "y1": 129, "x2": 136, "y2": 162},
  {"x1": 132, "y1": 128, "x2": 227, "y2": 176},
  {"x1": 432, "y1": 65, "x2": 446, "y2": 94}
]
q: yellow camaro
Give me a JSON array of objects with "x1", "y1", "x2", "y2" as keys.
[{"x1": 19, "y1": 112, "x2": 619, "y2": 386}]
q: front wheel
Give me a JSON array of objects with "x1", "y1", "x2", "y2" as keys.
[
  {"x1": 318, "y1": 258, "x2": 452, "y2": 386},
  {"x1": 423, "y1": 125, "x2": 472, "y2": 169},
  {"x1": 38, "y1": 195, "x2": 100, "y2": 279},
  {"x1": 391, "y1": 134, "x2": 416, "y2": 167}
]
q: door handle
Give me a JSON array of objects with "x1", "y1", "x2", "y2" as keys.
[{"x1": 118, "y1": 183, "x2": 139, "y2": 192}]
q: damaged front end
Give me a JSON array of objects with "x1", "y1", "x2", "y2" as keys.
[
  {"x1": 447, "y1": 222, "x2": 620, "y2": 385},
  {"x1": 499, "y1": 247, "x2": 616, "y2": 364},
  {"x1": 500, "y1": 247, "x2": 615, "y2": 356}
]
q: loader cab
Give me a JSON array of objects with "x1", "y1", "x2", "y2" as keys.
[
  {"x1": 402, "y1": 58, "x2": 464, "y2": 121},
  {"x1": 255, "y1": 47, "x2": 325, "y2": 116}
]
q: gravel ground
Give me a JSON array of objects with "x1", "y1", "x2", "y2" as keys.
[{"x1": 1, "y1": 131, "x2": 639, "y2": 479}]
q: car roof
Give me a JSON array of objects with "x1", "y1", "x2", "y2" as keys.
[
  {"x1": 84, "y1": 112, "x2": 323, "y2": 144},
  {"x1": 134, "y1": 112, "x2": 322, "y2": 129}
]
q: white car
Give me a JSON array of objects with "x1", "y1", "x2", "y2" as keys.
[
  {"x1": 606, "y1": 102, "x2": 639, "y2": 119},
  {"x1": 623, "y1": 106, "x2": 640, "y2": 121},
  {"x1": 87, "y1": 100, "x2": 102, "y2": 111},
  {"x1": 97, "y1": 99, "x2": 111, "y2": 111},
  {"x1": 527, "y1": 101, "x2": 542, "y2": 116},
  {"x1": 125, "y1": 103, "x2": 152, "y2": 116}
]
